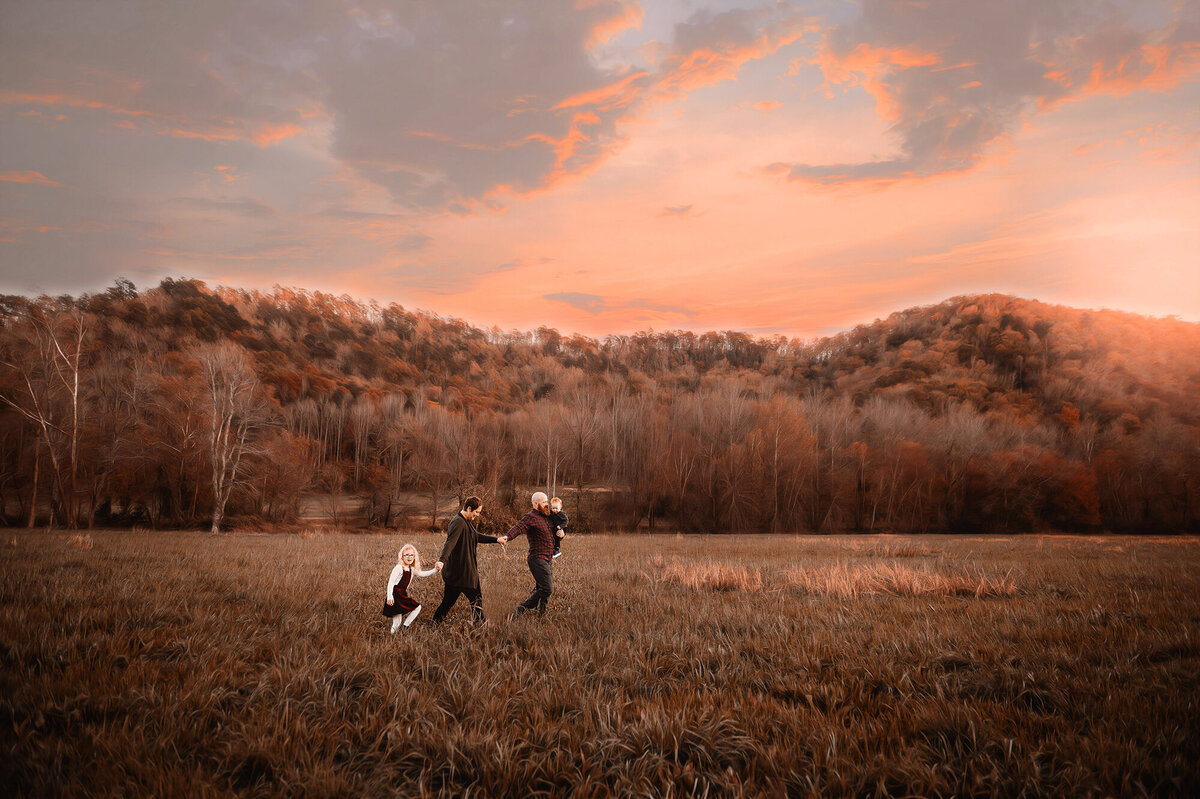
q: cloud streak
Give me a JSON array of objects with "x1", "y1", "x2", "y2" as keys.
[
  {"x1": 545, "y1": 292, "x2": 695, "y2": 318},
  {"x1": 0, "y1": 170, "x2": 62, "y2": 187}
]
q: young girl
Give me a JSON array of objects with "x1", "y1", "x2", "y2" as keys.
[{"x1": 382, "y1": 544, "x2": 441, "y2": 633}]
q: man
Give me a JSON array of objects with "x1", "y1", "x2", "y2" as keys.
[
  {"x1": 433, "y1": 496, "x2": 507, "y2": 626},
  {"x1": 505, "y1": 491, "x2": 557, "y2": 617}
]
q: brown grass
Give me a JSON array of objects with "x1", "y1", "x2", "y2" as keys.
[
  {"x1": 784, "y1": 562, "x2": 1018, "y2": 599},
  {"x1": 838, "y1": 537, "x2": 944, "y2": 558},
  {"x1": 2, "y1": 532, "x2": 1198, "y2": 796},
  {"x1": 656, "y1": 557, "x2": 765, "y2": 592}
]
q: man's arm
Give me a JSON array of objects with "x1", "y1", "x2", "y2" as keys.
[
  {"x1": 439, "y1": 515, "x2": 464, "y2": 566},
  {"x1": 504, "y1": 514, "x2": 529, "y2": 542}
]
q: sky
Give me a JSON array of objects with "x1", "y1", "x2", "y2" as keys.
[{"x1": 1, "y1": 0, "x2": 1198, "y2": 338}]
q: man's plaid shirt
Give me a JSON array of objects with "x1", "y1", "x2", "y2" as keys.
[{"x1": 505, "y1": 510, "x2": 556, "y2": 561}]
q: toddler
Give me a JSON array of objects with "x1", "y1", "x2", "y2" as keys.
[{"x1": 549, "y1": 496, "x2": 568, "y2": 559}]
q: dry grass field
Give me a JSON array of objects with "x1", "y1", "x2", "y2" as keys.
[{"x1": 2, "y1": 531, "x2": 1198, "y2": 797}]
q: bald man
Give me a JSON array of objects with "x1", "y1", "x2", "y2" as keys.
[{"x1": 504, "y1": 491, "x2": 557, "y2": 616}]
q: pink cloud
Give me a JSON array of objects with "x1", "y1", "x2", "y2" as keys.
[
  {"x1": 0, "y1": 90, "x2": 308, "y2": 147},
  {"x1": 582, "y1": 0, "x2": 645, "y2": 50},
  {"x1": 0, "y1": 170, "x2": 62, "y2": 187}
]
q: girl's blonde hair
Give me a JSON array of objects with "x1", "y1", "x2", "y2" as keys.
[{"x1": 398, "y1": 544, "x2": 423, "y2": 572}]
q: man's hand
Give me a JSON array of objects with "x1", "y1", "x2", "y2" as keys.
[
  {"x1": 497, "y1": 536, "x2": 508, "y2": 544},
  {"x1": 556, "y1": 529, "x2": 565, "y2": 538}
]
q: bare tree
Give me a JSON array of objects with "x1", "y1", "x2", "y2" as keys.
[
  {"x1": 348, "y1": 395, "x2": 378, "y2": 488},
  {"x1": 197, "y1": 342, "x2": 275, "y2": 532},
  {"x1": 0, "y1": 304, "x2": 91, "y2": 527},
  {"x1": 408, "y1": 401, "x2": 457, "y2": 529},
  {"x1": 523, "y1": 400, "x2": 565, "y2": 497},
  {"x1": 608, "y1": 387, "x2": 668, "y2": 530},
  {"x1": 561, "y1": 382, "x2": 604, "y2": 517},
  {"x1": 377, "y1": 393, "x2": 411, "y2": 527},
  {"x1": 748, "y1": 394, "x2": 816, "y2": 532}
]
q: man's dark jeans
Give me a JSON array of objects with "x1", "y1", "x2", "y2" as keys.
[
  {"x1": 433, "y1": 585, "x2": 485, "y2": 625},
  {"x1": 517, "y1": 557, "x2": 553, "y2": 614}
]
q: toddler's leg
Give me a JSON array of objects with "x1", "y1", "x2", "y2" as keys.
[{"x1": 404, "y1": 604, "x2": 422, "y2": 627}]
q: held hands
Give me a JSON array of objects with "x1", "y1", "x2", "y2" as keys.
[
  {"x1": 497, "y1": 536, "x2": 508, "y2": 544},
  {"x1": 435, "y1": 561, "x2": 444, "y2": 571}
]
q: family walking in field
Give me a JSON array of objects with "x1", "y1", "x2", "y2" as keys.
[{"x1": 381, "y1": 492, "x2": 568, "y2": 632}]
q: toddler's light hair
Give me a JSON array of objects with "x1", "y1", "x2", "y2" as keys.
[
  {"x1": 397, "y1": 543, "x2": 423, "y2": 572},
  {"x1": 550, "y1": 496, "x2": 562, "y2": 510}
]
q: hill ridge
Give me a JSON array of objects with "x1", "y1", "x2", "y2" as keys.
[{"x1": 1, "y1": 280, "x2": 1197, "y2": 533}]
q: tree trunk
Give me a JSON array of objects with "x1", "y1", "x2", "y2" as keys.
[
  {"x1": 430, "y1": 484, "x2": 440, "y2": 531},
  {"x1": 27, "y1": 444, "x2": 39, "y2": 528}
]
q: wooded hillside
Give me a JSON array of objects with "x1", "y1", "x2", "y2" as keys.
[{"x1": 2, "y1": 279, "x2": 1198, "y2": 533}]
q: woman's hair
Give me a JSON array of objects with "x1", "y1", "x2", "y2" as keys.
[{"x1": 398, "y1": 543, "x2": 423, "y2": 572}]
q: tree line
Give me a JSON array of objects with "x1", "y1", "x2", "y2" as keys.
[{"x1": 1, "y1": 279, "x2": 1198, "y2": 533}]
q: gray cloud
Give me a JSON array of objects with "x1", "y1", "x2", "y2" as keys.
[
  {"x1": 317, "y1": 1, "x2": 805, "y2": 211},
  {"x1": 546, "y1": 292, "x2": 609, "y2": 313},
  {"x1": 170, "y1": 196, "x2": 277, "y2": 218},
  {"x1": 771, "y1": 0, "x2": 1200, "y2": 184},
  {"x1": 545, "y1": 292, "x2": 694, "y2": 317}
]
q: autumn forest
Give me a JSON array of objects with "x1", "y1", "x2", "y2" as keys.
[{"x1": 2, "y1": 279, "x2": 1198, "y2": 534}]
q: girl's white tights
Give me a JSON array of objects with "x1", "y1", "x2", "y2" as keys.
[{"x1": 390, "y1": 605, "x2": 421, "y2": 634}]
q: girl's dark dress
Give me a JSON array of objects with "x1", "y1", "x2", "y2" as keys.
[{"x1": 382, "y1": 569, "x2": 420, "y2": 617}]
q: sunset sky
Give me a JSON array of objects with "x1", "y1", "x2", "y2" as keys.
[{"x1": 2, "y1": 0, "x2": 1198, "y2": 338}]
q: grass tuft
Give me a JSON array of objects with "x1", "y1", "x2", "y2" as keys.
[
  {"x1": 784, "y1": 562, "x2": 1017, "y2": 598},
  {"x1": 67, "y1": 534, "x2": 93, "y2": 550},
  {"x1": 656, "y1": 559, "x2": 765, "y2": 592}
]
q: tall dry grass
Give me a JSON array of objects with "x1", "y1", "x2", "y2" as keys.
[
  {"x1": 783, "y1": 562, "x2": 1017, "y2": 599},
  {"x1": 651, "y1": 554, "x2": 1015, "y2": 599},
  {"x1": 1, "y1": 532, "x2": 1198, "y2": 796}
]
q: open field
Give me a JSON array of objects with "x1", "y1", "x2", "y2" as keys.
[{"x1": 2, "y1": 532, "x2": 1198, "y2": 797}]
